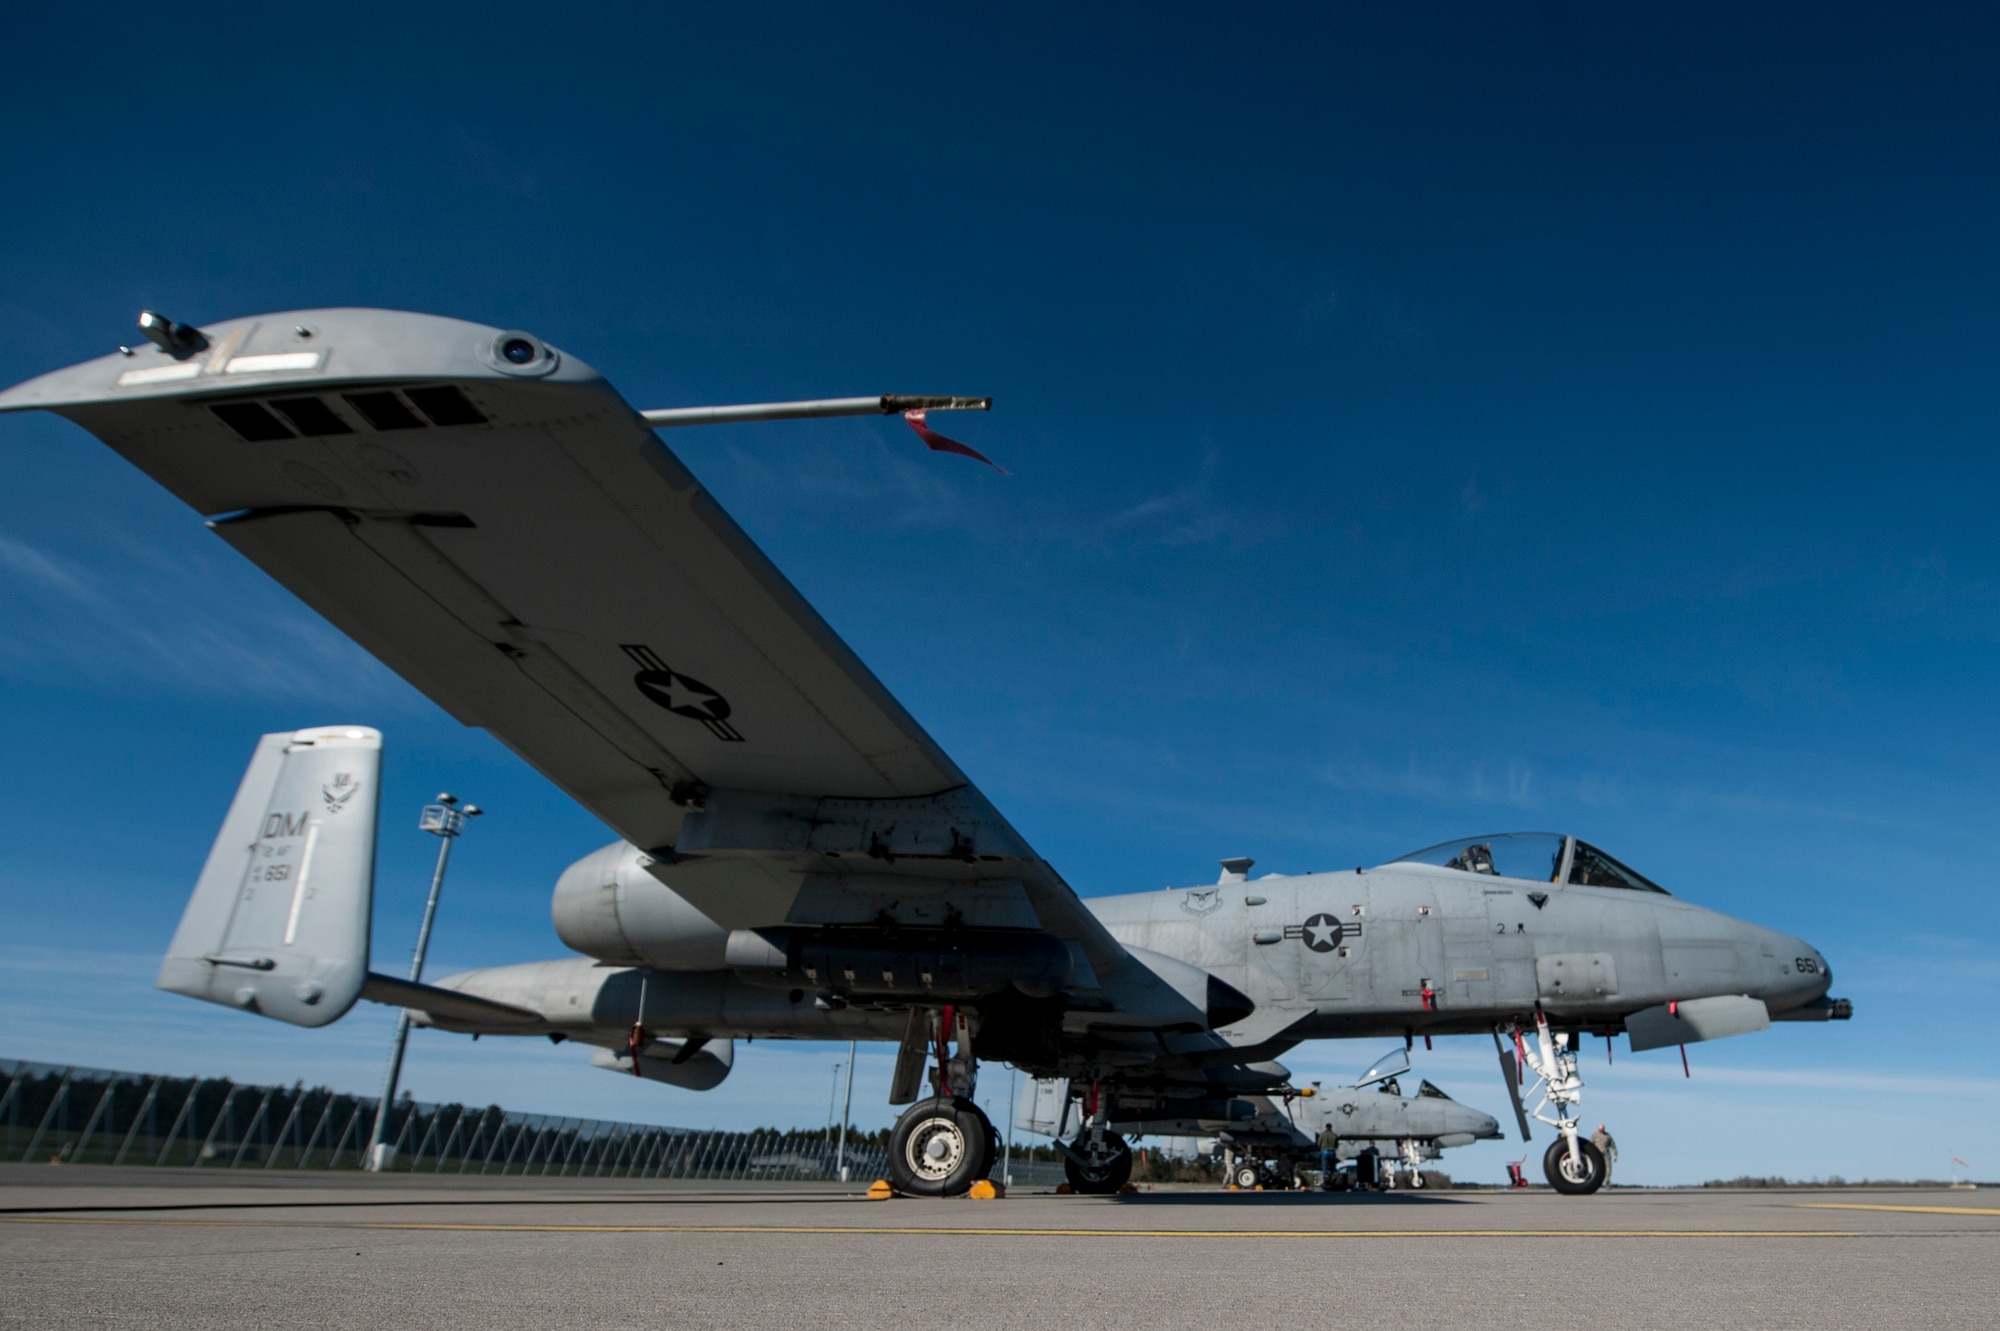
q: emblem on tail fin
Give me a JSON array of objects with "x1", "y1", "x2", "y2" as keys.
[
  {"x1": 620, "y1": 644, "x2": 744, "y2": 742},
  {"x1": 322, "y1": 772, "x2": 358, "y2": 813}
]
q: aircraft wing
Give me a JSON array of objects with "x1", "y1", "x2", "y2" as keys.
[{"x1": 0, "y1": 308, "x2": 1151, "y2": 1001}]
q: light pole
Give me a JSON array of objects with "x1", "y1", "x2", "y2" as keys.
[
  {"x1": 825, "y1": 1060, "x2": 842, "y2": 1141},
  {"x1": 835, "y1": 1038, "x2": 856, "y2": 1182},
  {"x1": 364, "y1": 793, "x2": 480, "y2": 1172},
  {"x1": 1003, "y1": 1064, "x2": 1017, "y2": 1188}
]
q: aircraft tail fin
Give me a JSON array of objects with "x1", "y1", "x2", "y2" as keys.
[
  {"x1": 155, "y1": 726, "x2": 381, "y2": 1027},
  {"x1": 1016, "y1": 1076, "x2": 1077, "y2": 1139}
]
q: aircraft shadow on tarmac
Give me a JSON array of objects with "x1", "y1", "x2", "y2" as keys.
[
  {"x1": 0, "y1": 1188, "x2": 1472, "y2": 1216},
  {"x1": 1095, "y1": 1191, "x2": 1469, "y2": 1207}
]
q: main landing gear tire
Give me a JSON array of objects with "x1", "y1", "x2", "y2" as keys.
[
  {"x1": 1544, "y1": 1138, "x2": 1607, "y2": 1195},
  {"x1": 1065, "y1": 1131, "x2": 1133, "y2": 1195},
  {"x1": 1232, "y1": 1164, "x2": 1261, "y2": 1189},
  {"x1": 888, "y1": 1096, "x2": 995, "y2": 1197}
]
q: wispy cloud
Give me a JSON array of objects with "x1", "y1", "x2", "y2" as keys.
[
  {"x1": 0, "y1": 525, "x2": 400, "y2": 705},
  {"x1": 1662, "y1": 780, "x2": 1913, "y2": 832},
  {"x1": 1105, "y1": 484, "x2": 1237, "y2": 548},
  {"x1": 710, "y1": 428, "x2": 972, "y2": 535},
  {"x1": 0, "y1": 532, "x2": 92, "y2": 598},
  {"x1": 1097, "y1": 448, "x2": 1245, "y2": 549},
  {"x1": 1318, "y1": 750, "x2": 1553, "y2": 810},
  {"x1": 0, "y1": 944, "x2": 163, "y2": 977}
]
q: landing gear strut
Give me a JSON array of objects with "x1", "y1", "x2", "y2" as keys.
[
  {"x1": 884, "y1": 1006, "x2": 997, "y2": 1198},
  {"x1": 1398, "y1": 1138, "x2": 1427, "y2": 1187},
  {"x1": 1514, "y1": 1010, "x2": 1605, "y2": 1195},
  {"x1": 1062, "y1": 1078, "x2": 1131, "y2": 1194}
]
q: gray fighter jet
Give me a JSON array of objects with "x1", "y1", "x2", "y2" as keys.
[
  {"x1": 1280, "y1": 1047, "x2": 1502, "y2": 1189},
  {"x1": 0, "y1": 308, "x2": 1852, "y2": 1196},
  {"x1": 1026, "y1": 1045, "x2": 1501, "y2": 1190}
]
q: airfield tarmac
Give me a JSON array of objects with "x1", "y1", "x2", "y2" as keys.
[{"x1": 1, "y1": 1165, "x2": 1993, "y2": 1330}]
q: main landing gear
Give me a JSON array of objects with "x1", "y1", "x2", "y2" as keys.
[
  {"x1": 888, "y1": 1095, "x2": 998, "y2": 1197},
  {"x1": 885, "y1": 1006, "x2": 1000, "y2": 1198},
  {"x1": 1513, "y1": 1010, "x2": 1606, "y2": 1195}
]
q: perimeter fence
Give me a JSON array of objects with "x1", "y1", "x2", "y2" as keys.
[{"x1": 0, "y1": 1058, "x2": 891, "y2": 1180}]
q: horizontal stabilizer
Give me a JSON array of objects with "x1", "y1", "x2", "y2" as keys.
[
  {"x1": 362, "y1": 973, "x2": 541, "y2": 1027},
  {"x1": 156, "y1": 726, "x2": 381, "y2": 1027},
  {"x1": 1626, "y1": 994, "x2": 1771, "y2": 1052}
]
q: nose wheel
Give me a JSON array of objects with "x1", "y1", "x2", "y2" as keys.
[
  {"x1": 1064, "y1": 1129, "x2": 1132, "y2": 1194},
  {"x1": 887, "y1": 1095, "x2": 997, "y2": 1197},
  {"x1": 1513, "y1": 1012, "x2": 1607, "y2": 1195},
  {"x1": 1544, "y1": 1137, "x2": 1607, "y2": 1194}
]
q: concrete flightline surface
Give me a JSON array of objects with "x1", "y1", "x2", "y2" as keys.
[{"x1": 2, "y1": 1166, "x2": 1995, "y2": 1329}]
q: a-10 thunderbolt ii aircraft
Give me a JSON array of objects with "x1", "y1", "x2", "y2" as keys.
[
  {"x1": 0, "y1": 308, "x2": 1852, "y2": 1196},
  {"x1": 1021, "y1": 1043, "x2": 1500, "y2": 1190},
  {"x1": 1231, "y1": 1047, "x2": 1503, "y2": 1191}
]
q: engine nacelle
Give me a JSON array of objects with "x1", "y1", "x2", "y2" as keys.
[{"x1": 551, "y1": 841, "x2": 728, "y2": 969}]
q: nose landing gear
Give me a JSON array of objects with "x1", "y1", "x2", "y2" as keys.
[
  {"x1": 1398, "y1": 1138, "x2": 1428, "y2": 1187},
  {"x1": 1064, "y1": 1129, "x2": 1133, "y2": 1194},
  {"x1": 1544, "y1": 1136, "x2": 1607, "y2": 1194},
  {"x1": 1060, "y1": 1078, "x2": 1132, "y2": 1194},
  {"x1": 1514, "y1": 1010, "x2": 1605, "y2": 1194}
]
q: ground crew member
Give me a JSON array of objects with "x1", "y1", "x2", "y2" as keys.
[{"x1": 1590, "y1": 1123, "x2": 1618, "y2": 1183}]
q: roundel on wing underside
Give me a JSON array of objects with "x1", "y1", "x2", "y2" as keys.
[
  {"x1": 619, "y1": 643, "x2": 745, "y2": 742},
  {"x1": 633, "y1": 668, "x2": 732, "y2": 722}
]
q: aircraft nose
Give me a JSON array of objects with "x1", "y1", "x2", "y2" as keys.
[
  {"x1": 1771, "y1": 933, "x2": 1833, "y2": 1004},
  {"x1": 1799, "y1": 941, "x2": 1832, "y2": 995}
]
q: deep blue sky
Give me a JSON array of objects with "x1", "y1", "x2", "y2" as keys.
[{"x1": 3, "y1": 4, "x2": 1998, "y2": 1184}]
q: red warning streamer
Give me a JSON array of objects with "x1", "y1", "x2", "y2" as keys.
[
  {"x1": 905, "y1": 410, "x2": 1008, "y2": 473},
  {"x1": 627, "y1": 975, "x2": 650, "y2": 1077},
  {"x1": 935, "y1": 1004, "x2": 957, "y2": 1097}
]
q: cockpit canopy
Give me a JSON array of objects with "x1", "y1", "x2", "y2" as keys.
[
  {"x1": 1353, "y1": 1046, "x2": 1410, "y2": 1089},
  {"x1": 1386, "y1": 832, "x2": 1668, "y2": 894}
]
